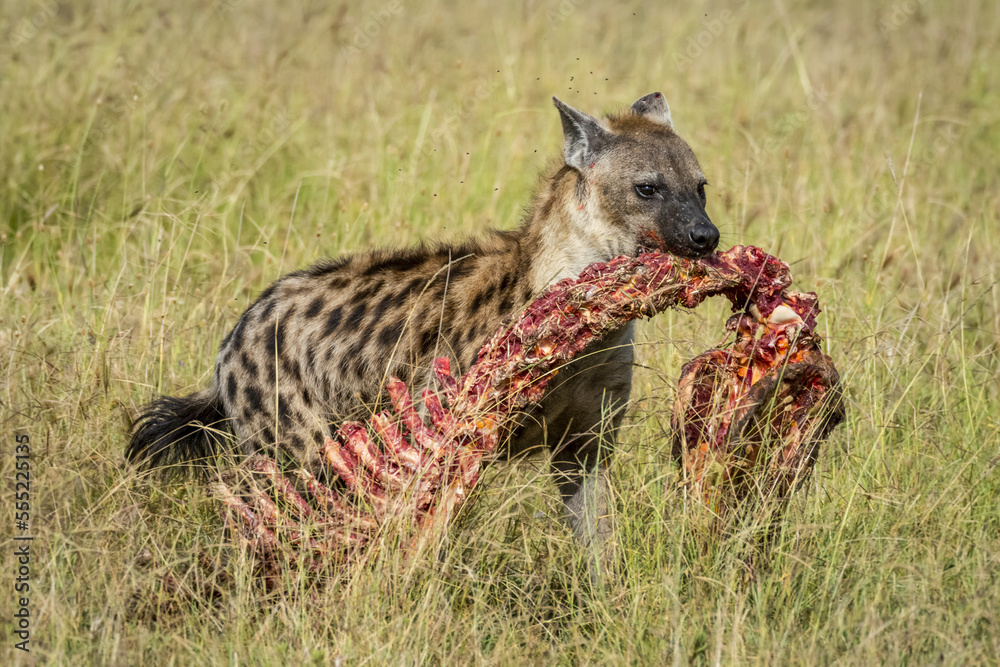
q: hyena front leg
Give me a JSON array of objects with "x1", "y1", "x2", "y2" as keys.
[
  {"x1": 549, "y1": 383, "x2": 629, "y2": 582},
  {"x1": 528, "y1": 326, "x2": 635, "y2": 581}
]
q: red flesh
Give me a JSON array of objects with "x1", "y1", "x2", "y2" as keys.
[{"x1": 217, "y1": 245, "x2": 845, "y2": 575}]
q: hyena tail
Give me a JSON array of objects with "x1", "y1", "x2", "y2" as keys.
[{"x1": 127, "y1": 387, "x2": 229, "y2": 471}]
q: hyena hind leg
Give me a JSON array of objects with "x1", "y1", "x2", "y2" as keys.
[{"x1": 221, "y1": 387, "x2": 337, "y2": 474}]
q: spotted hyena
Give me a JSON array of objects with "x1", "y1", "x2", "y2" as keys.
[{"x1": 129, "y1": 92, "x2": 719, "y2": 559}]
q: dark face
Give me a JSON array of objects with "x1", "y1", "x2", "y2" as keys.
[{"x1": 596, "y1": 123, "x2": 720, "y2": 259}]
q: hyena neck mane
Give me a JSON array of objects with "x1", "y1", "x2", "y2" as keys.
[{"x1": 516, "y1": 163, "x2": 620, "y2": 294}]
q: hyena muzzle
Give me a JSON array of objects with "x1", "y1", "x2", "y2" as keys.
[{"x1": 128, "y1": 91, "x2": 719, "y2": 566}]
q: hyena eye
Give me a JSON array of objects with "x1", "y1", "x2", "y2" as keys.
[
  {"x1": 697, "y1": 182, "x2": 707, "y2": 205},
  {"x1": 635, "y1": 184, "x2": 658, "y2": 199}
]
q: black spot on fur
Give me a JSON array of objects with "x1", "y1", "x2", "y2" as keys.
[
  {"x1": 261, "y1": 426, "x2": 275, "y2": 444},
  {"x1": 379, "y1": 320, "x2": 406, "y2": 349},
  {"x1": 328, "y1": 276, "x2": 350, "y2": 290},
  {"x1": 282, "y1": 357, "x2": 303, "y2": 385},
  {"x1": 240, "y1": 351, "x2": 258, "y2": 378},
  {"x1": 359, "y1": 319, "x2": 378, "y2": 346},
  {"x1": 405, "y1": 276, "x2": 427, "y2": 294},
  {"x1": 312, "y1": 429, "x2": 324, "y2": 444},
  {"x1": 265, "y1": 315, "x2": 289, "y2": 357},
  {"x1": 221, "y1": 315, "x2": 248, "y2": 353},
  {"x1": 277, "y1": 398, "x2": 295, "y2": 428},
  {"x1": 259, "y1": 298, "x2": 277, "y2": 322},
  {"x1": 323, "y1": 306, "x2": 344, "y2": 338},
  {"x1": 361, "y1": 251, "x2": 428, "y2": 276},
  {"x1": 305, "y1": 296, "x2": 326, "y2": 319},
  {"x1": 392, "y1": 289, "x2": 410, "y2": 309},
  {"x1": 226, "y1": 374, "x2": 238, "y2": 403},
  {"x1": 303, "y1": 256, "x2": 351, "y2": 277},
  {"x1": 469, "y1": 290, "x2": 488, "y2": 315},
  {"x1": 498, "y1": 295, "x2": 514, "y2": 315},
  {"x1": 244, "y1": 385, "x2": 265, "y2": 414},
  {"x1": 257, "y1": 282, "x2": 278, "y2": 303},
  {"x1": 252, "y1": 282, "x2": 279, "y2": 318},
  {"x1": 263, "y1": 323, "x2": 275, "y2": 354},
  {"x1": 420, "y1": 328, "x2": 438, "y2": 355},
  {"x1": 290, "y1": 434, "x2": 305, "y2": 453},
  {"x1": 375, "y1": 289, "x2": 408, "y2": 314},
  {"x1": 347, "y1": 339, "x2": 366, "y2": 362},
  {"x1": 346, "y1": 302, "x2": 367, "y2": 331},
  {"x1": 351, "y1": 279, "x2": 385, "y2": 305},
  {"x1": 445, "y1": 258, "x2": 475, "y2": 281}
]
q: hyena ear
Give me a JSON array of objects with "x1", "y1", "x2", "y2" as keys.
[
  {"x1": 631, "y1": 92, "x2": 673, "y2": 127},
  {"x1": 553, "y1": 97, "x2": 610, "y2": 171}
]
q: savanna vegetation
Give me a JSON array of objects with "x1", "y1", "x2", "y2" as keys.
[{"x1": 1, "y1": 0, "x2": 998, "y2": 663}]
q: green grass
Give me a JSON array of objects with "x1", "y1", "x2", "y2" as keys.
[{"x1": 2, "y1": 0, "x2": 999, "y2": 663}]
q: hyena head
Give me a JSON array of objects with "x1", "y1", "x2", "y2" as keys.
[{"x1": 553, "y1": 91, "x2": 719, "y2": 260}]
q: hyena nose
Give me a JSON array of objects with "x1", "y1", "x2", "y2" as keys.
[{"x1": 689, "y1": 224, "x2": 720, "y2": 255}]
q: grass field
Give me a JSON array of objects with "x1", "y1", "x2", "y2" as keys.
[{"x1": 2, "y1": 0, "x2": 999, "y2": 664}]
